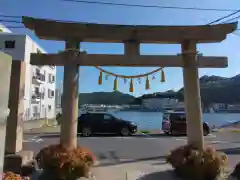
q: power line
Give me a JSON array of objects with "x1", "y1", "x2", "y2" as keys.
[
  {"x1": 0, "y1": 26, "x2": 25, "y2": 28},
  {"x1": 60, "y1": 0, "x2": 237, "y2": 12},
  {"x1": 0, "y1": 19, "x2": 22, "y2": 23},
  {"x1": 0, "y1": 15, "x2": 21, "y2": 19},
  {"x1": 207, "y1": 9, "x2": 240, "y2": 25},
  {"x1": 221, "y1": 14, "x2": 240, "y2": 24},
  {"x1": 1, "y1": 8, "x2": 240, "y2": 32},
  {"x1": 233, "y1": 32, "x2": 240, "y2": 36}
]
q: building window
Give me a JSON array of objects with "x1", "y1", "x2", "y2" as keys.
[
  {"x1": 33, "y1": 106, "x2": 38, "y2": 113},
  {"x1": 47, "y1": 89, "x2": 55, "y2": 98},
  {"x1": 51, "y1": 90, "x2": 54, "y2": 97},
  {"x1": 33, "y1": 106, "x2": 38, "y2": 117},
  {"x1": 36, "y1": 68, "x2": 40, "y2": 76},
  {"x1": 48, "y1": 89, "x2": 51, "y2": 98},
  {"x1": 48, "y1": 74, "x2": 55, "y2": 83},
  {"x1": 41, "y1": 87, "x2": 45, "y2": 99},
  {"x1": 48, "y1": 105, "x2": 51, "y2": 112},
  {"x1": 5, "y1": 40, "x2": 15, "y2": 49},
  {"x1": 52, "y1": 75, "x2": 55, "y2": 82},
  {"x1": 48, "y1": 74, "x2": 51, "y2": 83},
  {"x1": 35, "y1": 87, "x2": 40, "y2": 94}
]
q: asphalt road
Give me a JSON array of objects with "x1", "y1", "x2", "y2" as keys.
[{"x1": 23, "y1": 132, "x2": 240, "y2": 168}]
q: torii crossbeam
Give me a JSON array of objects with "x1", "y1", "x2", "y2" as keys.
[{"x1": 22, "y1": 16, "x2": 237, "y2": 150}]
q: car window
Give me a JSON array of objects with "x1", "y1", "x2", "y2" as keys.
[
  {"x1": 163, "y1": 113, "x2": 169, "y2": 120},
  {"x1": 103, "y1": 114, "x2": 112, "y2": 120},
  {"x1": 80, "y1": 114, "x2": 91, "y2": 119},
  {"x1": 170, "y1": 114, "x2": 186, "y2": 121},
  {"x1": 79, "y1": 114, "x2": 100, "y2": 121}
]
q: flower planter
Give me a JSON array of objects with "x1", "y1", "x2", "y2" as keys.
[
  {"x1": 166, "y1": 145, "x2": 228, "y2": 180},
  {"x1": 35, "y1": 144, "x2": 95, "y2": 180}
]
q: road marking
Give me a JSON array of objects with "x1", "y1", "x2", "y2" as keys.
[
  {"x1": 175, "y1": 138, "x2": 186, "y2": 141},
  {"x1": 208, "y1": 134, "x2": 217, "y2": 138},
  {"x1": 35, "y1": 139, "x2": 44, "y2": 143},
  {"x1": 172, "y1": 134, "x2": 216, "y2": 140},
  {"x1": 23, "y1": 140, "x2": 33, "y2": 143},
  {"x1": 210, "y1": 141, "x2": 228, "y2": 144},
  {"x1": 174, "y1": 139, "x2": 229, "y2": 144},
  {"x1": 23, "y1": 138, "x2": 44, "y2": 143}
]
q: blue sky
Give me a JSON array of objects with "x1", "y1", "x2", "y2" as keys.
[{"x1": 1, "y1": 0, "x2": 240, "y2": 97}]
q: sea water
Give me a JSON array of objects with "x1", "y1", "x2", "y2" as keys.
[{"x1": 110, "y1": 111, "x2": 240, "y2": 130}]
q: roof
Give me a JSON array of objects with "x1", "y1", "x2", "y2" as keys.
[
  {"x1": 22, "y1": 16, "x2": 237, "y2": 43},
  {"x1": 0, "y1": 30, "x2": 47, "y2": 54}
]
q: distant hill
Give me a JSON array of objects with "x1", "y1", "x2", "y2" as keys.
[
  {"x1": 136, "y1": 74, "x2": 240, "y2": 105},
  {"x1": 73, "y1": 74, "x2": 240, "y2": 106},
  {"x1": 78, "y1": 91, "x2": 136, "y2": 105}
]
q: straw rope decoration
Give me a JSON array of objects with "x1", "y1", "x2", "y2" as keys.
[
  {"x1": 95, "y1": 66, "x2": 166, "y2": 92},
  {"x1": 60, "y1": 48, "x2": 166, "y2": 92}
]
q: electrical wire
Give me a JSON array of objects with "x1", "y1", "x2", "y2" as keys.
[
  {"x1": 207, "y1": 9, "x2": 240, "y2": 25},
  {"x1": 0, "y1": 15, "x2": 21, "y2": 18},
  {"x1": 220, "y1": 14, "x2": 240, "y2": 24},
  {"x1": 0, "y1": 26, "x2": 25, "y2": 28},
  {"x1": 60, "y1": 0, "x2": 237, "y2": 12},
  {"x1": 1, "y1": 6, "x2": 240, "y2": 33},
  {"x1": 0, "y1": 19, "x2": 22, "y2": 23}
]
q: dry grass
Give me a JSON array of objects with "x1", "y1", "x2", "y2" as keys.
[{"x1": 24, "y1": 125, "x2": 60, "y2": 134}]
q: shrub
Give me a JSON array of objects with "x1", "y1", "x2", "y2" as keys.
[
  {"x1": 140, "y1": 130, "x2": 150, "y2": 134},
  {"x1": 35, "y1": 144, "x2": 95, "y2": 179},
  {"x1": 56, "y1": 113, "x2": 62, "y2": 125},
  {"x1": 166, "y1": 144, "x2": 228, "y2": 180},
  {"x1": 3, "y1": 172, "x2": 29, "y2": 180}
]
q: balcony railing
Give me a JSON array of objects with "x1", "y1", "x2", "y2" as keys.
[
  {"x1": 32, "y1": 74, "x2": 45, "y2": 83},
  {"x1": 32, "y1": 92, "x2": 44, "y2": 100}
]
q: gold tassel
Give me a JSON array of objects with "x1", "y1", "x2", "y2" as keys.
[
  {"x1": 129, "y1": 79, "x2": 134, "y2": 92},
  {"x1": 98, "y1": 71, "x2": 103, "y2": 85},
  {"x1": 113, "y1": 77, "x2": 118, "y2": 91},
  {"x1": 145, "y1": 76, "x2": 150, "y2": 90},
  {"x1": 161, "y1": 69, "x2": 165, "y2": 82}
]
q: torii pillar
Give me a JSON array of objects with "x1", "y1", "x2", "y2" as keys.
[
  {"x1": 60, "y1": 40, "x2": 79, "y2": 149},
  {"x1": 181, "y1": 41, "x2": 204, "y2": 150}
]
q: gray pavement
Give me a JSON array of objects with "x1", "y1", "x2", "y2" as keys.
[{"x1": 23, "y1": 132, "x2": 240, "y2": 168}]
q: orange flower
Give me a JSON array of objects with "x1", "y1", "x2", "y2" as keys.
[{"x1": 35, "y1": 144, "x2": 95, "y2": 179}]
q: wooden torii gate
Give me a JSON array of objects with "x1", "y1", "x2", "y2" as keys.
[{"x1": 22, "y1": 16, "x2": 237, "y2": 150}]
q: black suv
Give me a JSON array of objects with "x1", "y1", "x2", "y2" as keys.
[
  {"x1": 77, "y1": 113, "x2": 138, "y2": 137},
  {"x1": 162, "y1": 111, "x2": 210, "y2": 136}
]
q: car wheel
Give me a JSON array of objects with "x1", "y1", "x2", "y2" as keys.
[
  {"x1": 170, "y1": 128, "x2": 174, "y2": 136},
  {"x1": 120, "y1": 127, "x2": 130, "y2": 136},
  {"x1": 164, "y1": 131, "x2": 169, "y2": 135},
  {"x1": 81, "y1": 127, "x2": 91, "y2": 137},
  {"x1": 203, "y1": 128, "x2": 209, "y2": 136}
]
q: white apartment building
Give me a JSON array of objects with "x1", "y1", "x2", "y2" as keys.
[{"x1": 0, "y1": 26, "x2": 56, "y2": 120}]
